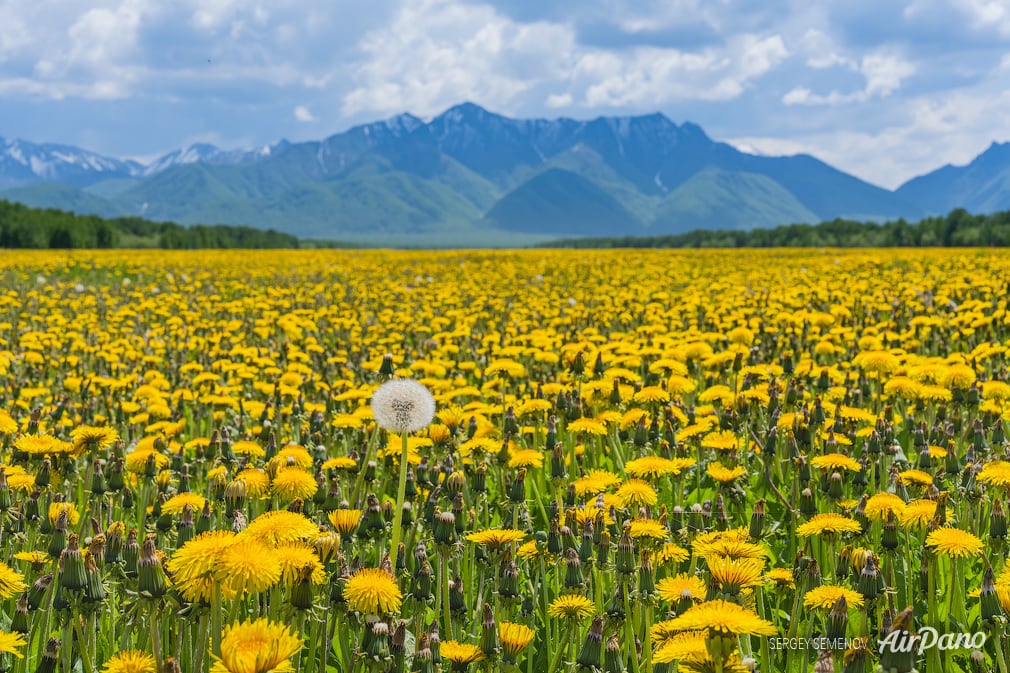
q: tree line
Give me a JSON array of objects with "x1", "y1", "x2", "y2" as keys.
[
  {"x1": 541, "y1": 208, "x2": 1010, "y2": 248},
  {"x1": 0, "y1": 200, "x2": 299, "y2": 249}
]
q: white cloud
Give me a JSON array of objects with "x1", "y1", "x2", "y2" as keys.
[
  {"x1": 546, "y1": 93, "x2": 573, "y2": 108},
  {"x1": 783, "y1": 51, "x2": 915, "y2": 106},
  {"x1": 293, "y1": 104, "x2": 316, "y2": 122}
]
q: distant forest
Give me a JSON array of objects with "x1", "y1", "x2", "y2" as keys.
[
  {"x1": 543, "y1": 208, "x2": 1010, "y2": 248},
  {"x1": 0, "y1": 200, "x2": 299, "y2": 249}
]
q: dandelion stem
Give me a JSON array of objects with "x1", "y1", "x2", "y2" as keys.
[{"x1": 389, "y1": 431, "x2": 410, "y2": 571}]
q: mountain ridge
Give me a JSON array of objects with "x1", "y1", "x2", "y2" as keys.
[{"x1": 0, "y1": 103, "x2": 1003, "y2": 242}]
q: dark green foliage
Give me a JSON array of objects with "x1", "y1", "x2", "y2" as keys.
[
  {"x1": 0, "y1": 200, "x2": 299, "y2": 249},
  {"x1": 541, "y1": 208, "x2": 1010, "y2": 248}
]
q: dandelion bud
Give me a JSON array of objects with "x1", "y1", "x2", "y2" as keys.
[
  {"x1": 508, "y1": 468, "x2": 526, "y2": 504},
  {"x1": 881, "y1": 513, "x2": 899, "y2": 551},
  {"x1": 433, "y1": 510, "x2": 457, "y2": 546},
  {"x1": 877, "y1": 607, "x2": 915, "y2": 673},
  {"x1": 597, "y1": 530, "x2": 611, "y2": 566},
  {"x1": 579, "y1": 521, "x2": 595, "y2": 565},
  {"x1": 498, "y1": 555, "x2": 520, "y2": 599},
  {"x1": 37, "y1": 637, "x2": 60, "y2": 673},
  {"x1": 11, "y1": 594, "x2": 29, "y2": 634},
  {"x1": 472, "y1": 463, "x2": 487, "y2": 495},
  {"x1": 122, "y1": 487, "x2": 135, "y2": 512},
  {"x1": 639, "y1": 550, "x2": 655, "y2": 598},
  {"x1": 83, "y1": 552, "x2": 105, "y2": 605},
  {"x1": 428, "y1": 620, "x2": 441, "y2": 664},
  {"x1": 138, "y1": 536, "x2": 168, "y2": 598},
  {"x1": 615, "y1": 529, "x2": 636, "y2": 575},
  {"x1": 224, "y1": 479, "x2": 247, "y2": 516},
  {"x1": 28, "y1": 573, "x2": 53, "y2": 611},
  {"x1": 449, "y1": 574, "x2": 466, "y2": 614},
  {"x1": 852, "y1": 495, "x2": 869, "y2": 532},
  {"x1": 366, "y1": 619, "x2": 390, "y2": 661},
  {"x1": 35, "y1": 459, "x2": 52, "y2": 489},
  {"x1": 856, "y1": 555, "x2": 878, "y2": 601},
  {"x1": 991, "y1": 498, "x2": 1007, "y2": 539},
  {"x1": 606, "y1": 583, "x2": 625, "y2": 620},
  {"x1": 799, "y1": 487, "x2": 817, "y2": 518},
  {"x1": 123, "y1": 529, "x2": 140, "y2": 579},
  {"x1": 688, "y1": 504, "x2": 705, "y2": 533},
  {"x1": 414, "y1": 634, "x2": 434, "y2": 673},
  {"x1": 412, "y1": 561, "x2": 433, "y2": 602},
  {"x1": 749, "y1": 499, "x2": 765, "y2": 540},
  {"x1": 480, "y1": 603, "x2": 500, "y2": 659},
  {"x1": 603, "y1": 632, "x2": 625, "y2": 673},
  {"x1": 547, "y1": 520, "x2": 563, "y2": 555},
  {"x1": 290, "y1": 565, "x2": 315, "y2": 610},
  {"x1": 564, "y1": 548, "x2": 584, "y2": 590},
  {"x1": 576, "y1": 615, "x2": 605, "y2": 669},
  {"x1": 981, "y1": 566, "x2": 1004, "y2": 622},
  {"x1": 970, "y1": 649, "x2": 987, "y2": 673},
  {"x1": 827, "y1": 595, "x2": 848, "y2": 641},
  {"x1": 551, "y1": 444, "x2": 567, "y2": 481},
  {"x1": 379, "y1": 353, "x2": 395, "y2": 378},
  {"x1": 59, "y1": 533, "x2": 87, "y2": 592},
  {"x1": 104, "y1": 523, "x2": 124, "y2": 565}
]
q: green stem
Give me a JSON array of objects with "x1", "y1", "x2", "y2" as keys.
[
  {"x1": 389, "y1": 432, "x2": 410, "y2": 571},
  {"x1": 624, "y1": 581, "x2": 640, "y2": 673}
]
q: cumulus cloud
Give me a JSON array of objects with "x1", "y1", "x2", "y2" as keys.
[{"x1": 293, "y1": 105, "x2": 316, "y2": 122}]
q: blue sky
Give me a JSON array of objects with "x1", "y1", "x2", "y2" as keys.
[{"x1": 2, "y1": 0, "x2": 1010, "y2": 188}]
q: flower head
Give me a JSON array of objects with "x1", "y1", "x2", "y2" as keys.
[
  {"x1": 0, "y1": 562, "x2": 27, "y2": 599},
  {"x1": 242, "y1": 510, "x2": 318, "y2": 546},
  {"x1": 100, "y1": 651, "x2": 156, "y2": 673},
  {"x1": 210, "y1": 618, "x2": 302, "y2": 673},
  {"x1": 440, "y1": 641, "x2": 485, "y2": 669},
  {"x1": 343, "y1": 568, "x2": 403, "y2": 615},
  {"x1": 796, "y1": 513, "x2": 862, "y2": 537},
  {"x1": 803, "y1": 585, "x2": 865, "y2": 610},
  {"x1": 547, "y1": 594, "x2": 595, "y2": 619},
  {"x1": 466, "y1": 529, "x2": 527, "y2": 548},
  {"x1": 0, "y1": 630, "x2": 26, "y2": 659},
  {"x1": 370, "y1": 379, "x2": 436, "y2": 434},
  {"x1": 498, "y1": 622, "x2": 535, "y2": 657},
  {"x1": 662, "y1": 599, "x2": 776, "y2": 636},
  {"x1": 925, "y1": 527, "x2": 984, "y2": 558}
]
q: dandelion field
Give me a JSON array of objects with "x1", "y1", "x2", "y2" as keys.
[{"x1": 2, "y1": 248, "x2": 1010, "y2": 673}]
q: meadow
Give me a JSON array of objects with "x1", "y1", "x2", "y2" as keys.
[{"x1": 0, "y1": 247, "x2": 1007, "y2": 673}]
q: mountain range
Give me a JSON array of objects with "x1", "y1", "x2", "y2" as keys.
[{"x1": 2, "y1": 102, "x2": 1009, "y2": 244}]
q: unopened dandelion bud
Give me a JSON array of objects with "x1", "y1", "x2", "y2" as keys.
[
  {"x1": 606, "y1": 583, "x2": 625, "y2": 620},
  {"x1": 508, "y1": 468, "x2": 527, "y2": 504},
  {"x1": 11, "y1": 594, "x2": 29, "y2": 634},
  {"x1": 27, "y1": 573, "x2": 53, "y2": 611},
  {"x1": 480, "y1": 603, "x2": 500, "y2": 659},
  {"x1": 104, "y1": 524, "x2": 123, "y2": 565},
  {"x1": 412, "y1": 560, "x2": 433, "y2": 602},
  {"x1": 499, "y1": 556, "x2": 520, "y2": 599},
  {"x1": 981, "y1": 566, "x2": 1004, "y2": 622},
  {"x1": 576, "y1": 615, "x2": 605, "y2": 669},
  {"x1": 639, "y1": 550, "x2": 656, "y2": 597},
  {"x1": 603, "y1": 632, "x2": 625, "y2": 673},
  {"x1": 799, "y1": 487, "x2": 817, "y2": 517},
  {"x1": 35, "y1": 459, "x2": 52, "y2": 489},
  {"x1": 615, "y1": 529, "x2": 636, "y2": 575},
  {"x1": 579, "y1": 521, "x2": 595, "y2": 565},
  {"x1": 432, "y1": 510, "x2": 456, "y2": 546},
  {"x1": 83, "y1": 552, "x2": 105, "y2": 605},
  {"x1": 836, "y1": 545, "x2": 852, "y2": 580},
  {"x1": 123, "y1": 529, "x2": 140, "y2": 578},
  {"x1": 970, "y1": 649, "x2": 987, "y2": 673},
  {"x1": 59, "y1": 533, "x2": 87, "y2": 592},
  {"x1": 881, "y1": 513, "x2": 899, "y2": 551},
  {"x1": 428, "y1": 620, "x2": 442, "y2": 664},
  {"x1": 291, "y1": 565, "x2": 315, "y2": 610},
  {"x1": 36, "y1": 637, "x2": 60, "y2": 673},
  {"x1": 991, "y1": 498, "x2": 1007, "y2": 539},
  {"x1": 827, "y1": 595, "x2": 848, "y2": 641},
  {"x1": 378, "y1": 353, "x2": 395, "y2": 378},
  {"x1": 564, "y1": 548, "x2": 584, "y2": 590},
  {"x1": 746, "y1": 499, "x2": 766, "y2": 540},
  {"x1": 852, "y1": 495, "x2": 869, "y2": 531},
  {"x1": 122, "y1": 487, "x2": 135, "y2": 512},
  {"x1": 597, "y1": 529, "x2": 611, "y2": 566},
  {"x1": 471, "y1": 463, "x2": 487, "y2": 495},
  {"x1": 856, "y1": 556, "x2": 878, "y2": 600},
  {"x1": 877, "y1": 607, "x2": 915, "y2": 673},
  {"x1": 138, "y1": 535, "x2": 168, "y2": 597},
  {"x1": 551, "y1": 444, "x2": 567, "y2": 481},
  {"x1": 450, "y1": 574, "x2": 466, "y2": 613},
  {"x1": 688, "y1": 504, "x2": 705, "y2": 533},
  {"x1": 547, "y1": 520, "x2": 563, "y2": 555},
  {"x1": 366, "y1": 619, "x2": 391, "y2": 661},
  {"x1": 451, "y1": 492, "x2": 465, "y2": 533}
]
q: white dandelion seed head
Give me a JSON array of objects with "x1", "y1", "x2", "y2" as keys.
[{"x1": 370, "y1": 378, "x2": 436, "y2": 434}]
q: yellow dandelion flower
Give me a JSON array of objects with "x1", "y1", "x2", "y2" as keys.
[
  {"x1": 210, "y1": 618, "x2": 302, "y2": 673},
  {"x1": 863, "y1": 492, "x2": 906, "y2": 521},
  {"x1": 625, "y1": 456, "x2": 694, "y2": 479},
  {"x1": 654, "y1": 543, "x2": 690, "y2": 566},
  {"x1": 214, "y1": 538, "x2": 282, "y2": 595},
  {"x1": 707, "y1": 463, "x2": 747, "y2": 483},
  {"x1": 803, "y1": 585, "x2": 865, "y2": 610},
  {"x1": 465, "y1": 529, "x2": 527, "y2": 548},
  {"x1": 897, "y1": 469, "x2": 933, "y2": 488},
  {"x1": 764, "y1": 568, "x2": 796, "y2": 589},
  {"x1": 656, "y1": 574, "x2": 707, "y2": 603},
  {"x1": 0, "y1": 562, "x2": 27, "y2": 599},
  {"x1": 48, "y1": 502, "x2": 81, "y2": 526},
  {"x1": 809, "y1": 453, "x2": 861, "y2": 472},
  {"x1": 567, "y1": 418, "x2": 608, "y2": 436},
  {"x1": 440, "y1": 641, "x2": 486, "y2": 668},
  {"x1": 70, "y1": 425, "x2": 119, "y2": 455},
  {"x1": 508, "y1": 449, "x2": 544, "y2": 469},
  {"x1": 271, "y1": 468, "x2": 318, "y2": 502},
  {"x1": 100, "y1": 651, "x2": 156, "y2": 673},
  {"x1": 708, "y1": 557, "x2": 766, "y2": 593},
  {"x1": 628, "y1": 519, "x2": 668, "y2": 540},
  {"x1": 327, "y1": 509, "x2": 363, "y2": 536},
  {"x1": 161, "y1": 492, "x2": 208, "y2": 516},
  {"x1": 14, "y1": 434, "x2": 56, "y2": 455},
  {"x1": 925, "y1": 527, "x2": 984, "y2": 558},
  {"x1": 230, "y1": 440, "x2": 266, "y2": 459},
  {"x1": 242, "y1": 510, "x2": 319, "y2": 545},
  {"x1": 898, "y1": 499, "x2": 938, "y2": 530},
  {"x1": 272, "y1": 542, "x2": 326, "y2": 586},
  {"x1": 796, "y1": 513, "x2": 862, "y2": 537},
  {"x1": 662, "y1": 599, "x2": 776, "y2": 636},
  {"x1": 236, "y1": 469, "x2": 271, "y2": 498},
  {"x1": 167, "y1": 531, "x2": 238, "y2": 603},
  {"x1": 548, "y1": 594, "x2": 596, "y2": 619},
  {"x1": 0, "y1": 630, "x2": 25, "y2": 659},
  {"x1": 615, "y1": 479, "x2": 658, "y2": 508},
  {"x1": 701, "y1": 430, "x2": 739, "y2": 451},
  {"x1": 572, "y1": 469, "x2": 622, "y2": 496},
  {"x1": 321, "y1": 456, "x2": 357, "y2": 471},
  {"x1": 978, "y1": 461, "x2": 1010, "y2": 487},
  {"x1": 498, "y1": 622, "x2": 536, "y2": 656},
  {"x1": 343, "y1": 568, "x2": 403, "y2": 615}
]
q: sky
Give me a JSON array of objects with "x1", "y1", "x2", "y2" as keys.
[{"x1": 2, "y1": 0, "x2": 1010, "y2": 189}]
